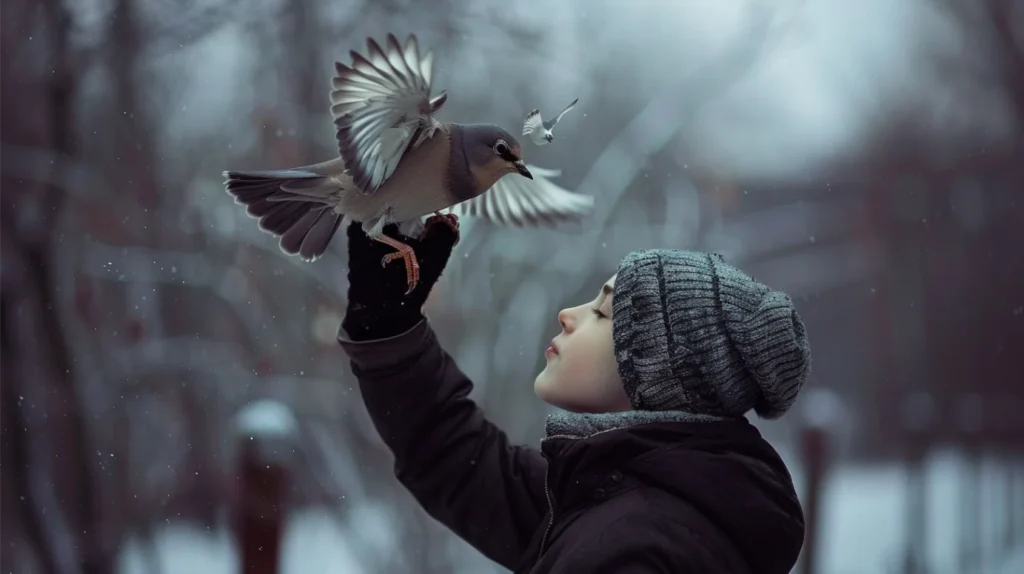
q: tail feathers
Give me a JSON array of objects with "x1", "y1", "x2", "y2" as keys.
[
  {"x1": 222, "y1": 170, "x2": 343, "y2": 261},
  {"x1": 278, "y1": 206, "x2": 342, "y2": 261},
  {"x1": 222, "y1": 169, "x2": 324, "y2": 208}
]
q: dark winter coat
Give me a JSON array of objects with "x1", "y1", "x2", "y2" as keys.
[{"x1": 339, "y1": 320, "x2": 805, "y2": 573}]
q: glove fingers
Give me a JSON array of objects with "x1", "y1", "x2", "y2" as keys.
[
  {"x1": 345, "y1": 216, "x2": 456, "y2": 306},
  {"x1": 422, "y1": 215, "x2": 460, "y2": 247},
  {"x1": 408, "y1": 222, "x2": 457, "y2": 300}
]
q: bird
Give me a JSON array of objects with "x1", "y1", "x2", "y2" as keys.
[
  {"x1": 522, "y1": 97, "x2": 579, "y2": 146},
  {"x1": 222, "y1": 34, "x2": 594, "y2": 294}
]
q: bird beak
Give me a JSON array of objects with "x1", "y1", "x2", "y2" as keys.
[{"x1": 513, "y1": 160, "x2": 533, "y2": 179}]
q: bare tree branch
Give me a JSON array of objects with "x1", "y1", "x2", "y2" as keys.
[
  {"x1": 548, "y1": 0, "x2": 790, "y2": 256},
  {"x1": 1, "y1": 0, "x2": 110, "y2": 569},
  {"x1": 0, "y1": 240, "x2": 81, "y2": 574},
  {"x1": 927, "y1": 0, "x2": 1024, "y2": 136},
  {"x1": 0, "y1": 143, "x2": 115, "y2": 200},
  {"x1": 73, "y1": 0, "x2": 251, "y2": 66},
  {"x1": 719, "y1": 196, "x2": 863, "y2": 261},
  {"x1": 213, "y1": 220, "x2": 349, "y2": 297},
  {"x1": 76, "y1": 240, "x2": 276, "y2": 352}
]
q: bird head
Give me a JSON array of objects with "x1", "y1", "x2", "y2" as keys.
[
  {"x1": 464, "y1": 124, "x2": 533, "y2": 190},
  {"x1": 544, "y1": 133, "x2": 554, "y2": 143}
]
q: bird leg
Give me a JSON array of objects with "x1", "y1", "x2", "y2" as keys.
[
  {"x1": 426, "y1": 211, "x2": 460, "y2": 245},
  {"x1": 374, "y1": 235, "x2": 420, "y2": 295}
]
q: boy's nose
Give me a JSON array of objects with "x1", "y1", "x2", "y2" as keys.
[{"x1": 557, "y1": 308, "x2": 573, "y2": 333}]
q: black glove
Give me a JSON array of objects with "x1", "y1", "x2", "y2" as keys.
[{"x1": 340, "y1": 215, "x2": 460, "y2": 342}]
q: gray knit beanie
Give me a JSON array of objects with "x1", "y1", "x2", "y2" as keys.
[{"x1": 611, "y1": 250, "x2": 810, "y2": 419}]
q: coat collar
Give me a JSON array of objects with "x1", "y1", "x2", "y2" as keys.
[
  {"x1": 538, "y1": 410, "x2": 740, "y2": 515},
  {"x1": 544, "y1": 409, "x2": 729, "y2": 440}
]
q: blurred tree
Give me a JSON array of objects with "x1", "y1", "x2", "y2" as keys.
[
  {"x1": 0, "y1": 0, "x2": 104, "y2": 571},
  {"x1": 929, "y1": 0, "x2": 1023, "y2": 139}
]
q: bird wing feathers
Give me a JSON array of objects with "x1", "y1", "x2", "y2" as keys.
[
  {"x1": 543, "y1": 97, "x2": 579, "y2": 130},
  {"x1": 331, "y1": 34, "x2": 445, "y2": 195},
  {"x1": 522, "y1": 109, "x2": 544, "y2": 136},
  {"x1": 450, "y1": 166, "x2": 594, "y2": 228}
]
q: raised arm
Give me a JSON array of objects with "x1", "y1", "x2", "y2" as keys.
[{"x1": 338, "y1": 217, "x2": 548, "y2": 569}]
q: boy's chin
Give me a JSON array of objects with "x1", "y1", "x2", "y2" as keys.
[
  {"x1": 533, "y1": 370, "x2": 563, "y2": 406},
  {"x1": 534, "y1": 376, "x2": 584, "y2": 413},
  {"x1": 535, "y1": 379, "x2": 629, "y2": 415},
  {"x1": 533, "y1": 371, "x2": 551, "y2": 401}
]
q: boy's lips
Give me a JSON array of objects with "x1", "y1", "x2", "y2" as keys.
[{"x1": 545, "y1": 339, "x2": 560, "y2": 356}]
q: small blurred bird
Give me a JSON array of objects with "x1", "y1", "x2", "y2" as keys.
[
  {"x1": 223, "y1": 34, "x2": 594, "y2": 293},
  {"x1": 522, "y1": 98, "x2": 579, "y2": 146}
]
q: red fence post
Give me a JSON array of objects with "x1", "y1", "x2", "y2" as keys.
[
  {"x1": 798, "y1": 425, "x2": 828, "y2": 574},
  {"x1": 234, "y1": 441, "x2": 288, "y2": 574},
  {"x1": 231, "y1": 400, "x2": 300, "y2": 574},
  {"x1": 796, "y1": 388, "x2": 846, "y2": 574}
]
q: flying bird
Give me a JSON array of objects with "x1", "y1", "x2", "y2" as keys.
[
  {"x1": 522, "y1": 97, "x2": 579, "y2": 146},
  {"x1": 223, "y1": 34, "x2": 593, "y2": 294}
]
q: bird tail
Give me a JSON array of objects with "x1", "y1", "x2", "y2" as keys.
[{"x1": 222, "y1": 169, "x2": 344, "y2": 262}]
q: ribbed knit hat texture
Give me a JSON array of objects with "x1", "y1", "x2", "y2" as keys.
[{"x1": 612, "y1": 250, "x2": 811, "y2": 419}]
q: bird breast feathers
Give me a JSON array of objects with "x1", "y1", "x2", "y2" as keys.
[{"x1": 386, "y1": 126, "x2": 449, "y2": 183}]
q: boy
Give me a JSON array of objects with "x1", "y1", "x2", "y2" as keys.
[{"x1": 339, "y1": 216, "x2": 809, "y2": 573}]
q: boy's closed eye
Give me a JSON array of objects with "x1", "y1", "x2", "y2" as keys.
[{"x1": 592, "y1": 282, "x2": 614, "y2": 319}]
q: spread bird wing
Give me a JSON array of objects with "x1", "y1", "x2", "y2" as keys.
[
  {"x1": 522, "y1": 109, "x2": 544, "y2": 136},
  {"x1": 331, "y1": 33, "x2": 447, "y2": 195},
  {"x1": 543, "y1": 97, "x2": 579, "y2": 130},
  {"x1": 450, "y1": 166, "x2": 595, "y2": 228}
]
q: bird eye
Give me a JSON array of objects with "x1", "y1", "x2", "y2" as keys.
[{"x1": 494, "y1": 140, "x2": 509, "y2": 155}]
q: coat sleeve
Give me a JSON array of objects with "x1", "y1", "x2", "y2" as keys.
[{"x1": 338, "y1": 318, "x2": 549, "y2": 569}]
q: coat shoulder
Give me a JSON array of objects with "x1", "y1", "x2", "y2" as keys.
[
  {"x1": 557, "y1": 486, "x2": 751, "y2": 573},
  {"x1": 549, "y1": 507, "x2": 729, "y2": 573}
]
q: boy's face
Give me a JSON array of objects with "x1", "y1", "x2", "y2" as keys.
[{"x1": 534, "y1": 275, "x2": 631, "y2": 414}]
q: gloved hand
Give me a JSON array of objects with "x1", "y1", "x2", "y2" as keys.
[{"x1": 340, "y1": 214, "x2": 460, "y2": 342}]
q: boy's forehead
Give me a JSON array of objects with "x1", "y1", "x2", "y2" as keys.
[{"x1": 605, "y1": 275, "x2": 616, "y2": 290}]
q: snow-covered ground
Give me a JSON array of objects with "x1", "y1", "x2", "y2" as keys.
[
  {"x1": 796, "y1": 451, "x2": 1023, "y2": 574},
  {"x1": 116, "y1": 509, "x2": 362, "y2": 574},
  {"x1": 117, "y1": 453, "x2": 1023, "y2": 574},
  {"x1": 818, "y1": 464, "x2": 939, "y2": 572}
]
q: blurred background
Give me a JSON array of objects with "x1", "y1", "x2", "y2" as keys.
[{"x1": 2, "y1": 0, "x2": 1022, "y2": 572}]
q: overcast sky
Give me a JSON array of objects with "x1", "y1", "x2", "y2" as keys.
[{"x1": 136, "y1": 0, "x2": 1010, "y2": 188}]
